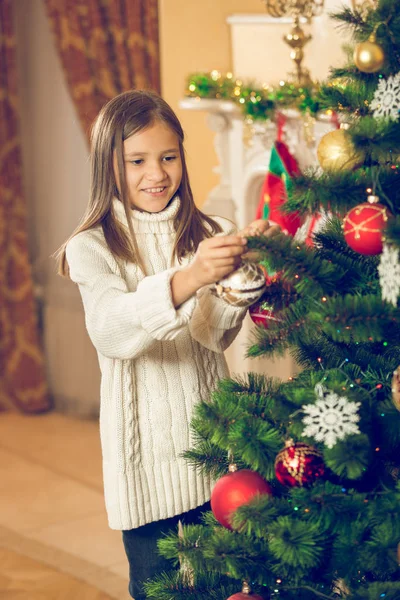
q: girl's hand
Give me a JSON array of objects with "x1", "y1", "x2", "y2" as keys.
[
  {"x1": 238, "y1": 219, "x2": 281, "y2": 239},
  {"x1": 239, "y1": 219, "x2": 283, "y2": 262},
  {"x1": 186, "y1": 235, "x2": 248, "y2": 289}
]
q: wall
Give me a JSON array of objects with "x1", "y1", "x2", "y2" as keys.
[{"x1": 230, "y1": 0, "x2": 349, "y2": 84}]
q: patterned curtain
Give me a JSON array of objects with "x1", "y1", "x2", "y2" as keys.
[
  {"x1": 44, "y1": 0, "x2": 160, "y2": 140},
  {"x1": 0, "y1": 0, "x2": 51, "y2": 412}
]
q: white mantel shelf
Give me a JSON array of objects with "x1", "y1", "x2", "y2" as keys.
[{"x1": 180, "y1": 97, "x2": 241, "y2": 116}]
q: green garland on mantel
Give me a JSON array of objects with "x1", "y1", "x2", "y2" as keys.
[{"x1": 184, "y1": 70, "x2": 323, "y2": 121}]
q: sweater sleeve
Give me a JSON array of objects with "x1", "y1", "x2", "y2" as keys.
[
  {"x1": 188, "y1": 216, "x2": 247, "y2": 353},
  {"x1": 189, "y1": 285, "x2": 247, "y2": 353},
  {"x1": 66, "y1": 232, "x2": 196, "y2": 360}
]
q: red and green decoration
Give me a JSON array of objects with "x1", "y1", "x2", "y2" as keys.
[
  {"x1": 249, "y1": 296, "x2": 281, "y2": 329},
  {"x1": 255, "y1": 119, "x2": 302, "y2": 236}
]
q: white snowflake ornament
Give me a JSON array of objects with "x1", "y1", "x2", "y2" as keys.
[
  {"x1": 301, "y1": 384, "x2": 361, "y2": 449},
  {"x1": 378, "y1": 243, "x2": 400, "y2": 307},
  {"x1": 370, "y1": 72, "x2": 400, "y2": 120}
]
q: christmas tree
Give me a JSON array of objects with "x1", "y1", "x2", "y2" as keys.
[{"x1": 145, "y1": 1, "x2": 400, "y2": 598}]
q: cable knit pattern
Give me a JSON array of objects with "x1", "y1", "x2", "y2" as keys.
[{"x1": 66, "y1": 197, "x2": 248, "y2": 530}]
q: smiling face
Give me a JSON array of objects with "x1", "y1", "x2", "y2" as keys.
[{"x1": 114, "y1": 120, "x2": 183, "y2": 213}]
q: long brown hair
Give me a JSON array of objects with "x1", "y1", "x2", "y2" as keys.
[{"x1": 57, "y1": 90, "x2": 222, "y2": 276}]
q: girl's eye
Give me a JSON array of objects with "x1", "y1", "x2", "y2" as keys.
[
  {"x1": 130, "y1": 159, "x2": 144, "y2": 166},
  {"x1": 163, "y1": 155, "x2": 177, "y2": 162}
]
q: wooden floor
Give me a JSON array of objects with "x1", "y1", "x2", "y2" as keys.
[
  {"x1": 0, "y1": 548, "x2": 114, "y2": 599},
  {"x1": 0, "y1": 412, "x2": 131, "y2": 600}
]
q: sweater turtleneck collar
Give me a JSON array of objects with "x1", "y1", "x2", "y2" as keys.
[{"x1": 112, "y1": 196, "x2": 180, "y2": 234}]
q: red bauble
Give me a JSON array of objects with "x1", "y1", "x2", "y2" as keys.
[
  {"x1": 227, "y1": 593, "x2": 265, "y2": 600},
  {"x1": 249, "y1": 272, "x2": 292, "y2": 328},
  {"x1": 274, "y1": 441, "x2": 325, "y2": 487},
  {"x1": 343, "y1": 201, "x2": 391, "y2": 255},
  {"x1": 211, "y1": 469, "x2": 273, "y2": 530},
  {"x1": 249, "y1": 297, "x2": 280, "y2": 329}
]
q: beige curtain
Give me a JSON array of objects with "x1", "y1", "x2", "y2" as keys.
[
  {"x1": 44, "y1": 0, "x2": 160, "y2": 141},
  {"x1": 0, "y1": 0, "x2": 51, "y2": 412}
]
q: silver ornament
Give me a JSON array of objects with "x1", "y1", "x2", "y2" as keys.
[{"x1": 214, "y1": 262, "x2": 266, "y2": 307}]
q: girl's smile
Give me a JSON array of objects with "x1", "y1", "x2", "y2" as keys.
[
  {"x1": 115, "y1": 120, "x2": 183, "y2": 213},
  {"x1": 141, "y1": 185, "x2": 168, "y2": 196}
]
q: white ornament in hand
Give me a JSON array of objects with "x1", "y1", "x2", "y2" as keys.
[{"x1": 214, "y1": 262, "x2": 266, "y2": 307}]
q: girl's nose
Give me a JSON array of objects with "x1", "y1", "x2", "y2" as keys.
[{"x1": 147, "y1": 161, "x2": 167, "y2": 181}]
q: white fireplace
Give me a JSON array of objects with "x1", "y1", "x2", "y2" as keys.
[{"x1": 180, "y1": 97, "x2": 334, "y2": 380}]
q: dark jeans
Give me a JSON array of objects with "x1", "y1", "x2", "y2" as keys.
[{"x1": 122, "y1": 502, "x2": 210, "y2": 599}]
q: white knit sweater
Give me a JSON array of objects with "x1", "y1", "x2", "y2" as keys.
[{"x1": 66, "y1": 197, "x2": 247, "y2": 530}]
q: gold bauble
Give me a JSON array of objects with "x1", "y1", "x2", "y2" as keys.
[
  {"x1": 317, "y1": 129, "x2": 365, "y2": 172},
  {"x1": 214, "y1": 262, "x2": 266, "y2": 307},
  {"x1": 353, "y1": 38, "x2": 385, "y2": 73}
]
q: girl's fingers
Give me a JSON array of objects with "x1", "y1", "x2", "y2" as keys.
[
  {"x1": 240, "y1": 219, "x2": 282, "y2": 237},
  {"x1": 211, "y1": 257, "x2": 242, "y2": 268},
  {"x1": 247, "y1": 219, "x2": 269, "y2": 234},
  {"x1": 205, "y1": 235, "x2": 247, "y2": 249},
  {"x1": 203, "y1": 245, "x2": 248, "y2": 259},
  {"x1": 264, "y1": 225, "x2": 282, "y2": 238}
]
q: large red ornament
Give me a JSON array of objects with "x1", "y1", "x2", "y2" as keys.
[
  {"x1": 343, "y1": 199, "x2": 391, "y2": 255},
  {"x1": 227, "y1": 582, "x2": 265, "y2": 600},
  {"x1": 227, "y1": 593, "x2": 265, "y2": 600},
  {"x1": 274, "y1": 441, "x2": 325, "y2": 487},
  {"x1": 211, "y1": 469, "x2": 273, "y2": 530}
]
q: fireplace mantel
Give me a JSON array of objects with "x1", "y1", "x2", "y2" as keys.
[
  {"x1": 180, "y1": 97, "x2": 335, "y2": 380},
  {"x1": 180, "y1": 97, "x2": 334, "y2": 228}
]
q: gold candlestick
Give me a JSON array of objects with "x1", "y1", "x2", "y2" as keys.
[
  {"x1": 350, "y1": 0, "x2": 377, "y2": 11},
  {"x1": 261, "y1": 0, "x2": 325, "y2": 86}
]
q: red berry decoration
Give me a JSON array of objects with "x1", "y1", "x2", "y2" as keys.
[
  {"x1": 343, "y1": 196, "x2": 391, "y2": 255},
  {"x1": 275, "y1": 441, "x2": 325, "y2": 487},
  {"x1": 211, "y1": 468, "x2": 273, "y2": 530}
]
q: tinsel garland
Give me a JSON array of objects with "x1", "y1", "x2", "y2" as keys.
[{"x1": 185, "y1": 70, "x2": 322, "y2": 120}]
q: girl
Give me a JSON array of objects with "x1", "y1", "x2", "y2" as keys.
[{"x1": 58, "y1": 90, "x2": 276, "y2": 599}]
